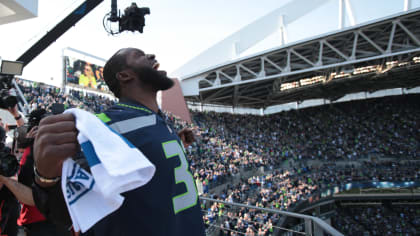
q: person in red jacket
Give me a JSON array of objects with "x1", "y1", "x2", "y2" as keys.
[
  {"x1": 0, "y1": 109, "x2": 70, "y2": 236},
  {"x1": 14, "y1": 144, "x2": 70, "y2": 236}
]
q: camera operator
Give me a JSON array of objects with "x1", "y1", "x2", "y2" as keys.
[
  {"x1": 0, "y1": 109, "x2": 70, "y2": 236},
  {"x1": 0, "y1": 125, "x2": 19, "y2": 236},
  {"x1": 8, "y1": 104, "x2": 24, "y2": 128}
]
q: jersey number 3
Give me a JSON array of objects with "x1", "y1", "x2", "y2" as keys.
[{"x1": 162, "y1": 140, "x2": 198, "y2": 214}]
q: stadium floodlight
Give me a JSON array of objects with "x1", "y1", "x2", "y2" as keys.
[
  {"x1": 0, "y1": 60, "x2": 24, "y2": 76},
  {"x1": 103, "y1": 1, "x2": 150, "y2": 35},
  {"x1": 0, "y1": 60, "x2": 24, "y2": 110}
]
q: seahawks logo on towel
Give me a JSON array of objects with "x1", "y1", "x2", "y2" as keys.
[{"x1": 66, "y1": 162, "x2": 95, "y2": 205}]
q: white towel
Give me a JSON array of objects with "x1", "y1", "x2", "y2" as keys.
[{"x1": 61, "y1": 108, "x2": 156, "y2": 232}]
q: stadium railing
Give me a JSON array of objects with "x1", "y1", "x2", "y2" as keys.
[{"x1": 200, "y1": 196, "x2": 344, "y2": 236}]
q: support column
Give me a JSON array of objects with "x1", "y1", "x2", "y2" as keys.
[
  {"x1": 232, "y1": 41, "x2": 240, "y2": 59},
  {"x1": 404, "y1": 0, "x2": 412, "y2": 11},
  {"x1": 344, "y1": 0, "x2": 356, "y2": 26},
  {"x1": 279, "y1": 15, "x2": 288, "y2": 45},
  {"x1": 339, "y1": 0, "x2": 356, "y2": 29},
  {"x1": 338, "y1": 0, "x2": 344, "y2": 29}
]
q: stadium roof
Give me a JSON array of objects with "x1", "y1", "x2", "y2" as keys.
[
  {"x1": 0, "y1": 0, "x2": 37, "y2": 26},
  {"x1": 181, "y1": 8, "x2": 420, "y2": 109}
]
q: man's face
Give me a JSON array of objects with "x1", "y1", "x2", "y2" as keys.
[
  {"x1": 84, "y1": 65, "x2": 94, "y2": 77},
  {"x1": 99, "y1": 67, "x2": 104, "y2": 78},
  {"x1": 123, "y1": 48, "x2": 174, "y2": 91}
]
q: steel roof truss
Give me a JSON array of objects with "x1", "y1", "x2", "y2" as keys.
[
  {"x1": 217, "y1": 70, "x2": 234, "y2": 82},
  {"x1": 290, "y1": 48, "x2": 316, "y2": 66},
  {"x1": 189, "y1": 10, "x2": 420, "y2": 108},
  {"x1": 387, "y1": 22, "x2": 397, "y2": 52},
  {"x1": 396, "y1": 20, "x2": 420, "y2": 45},
  {"x1": 323, "y1": 40, "x2": 350, "y2": 60},
  {"x1": 233, "y1": 86, "x2": 240, "y2": 107},
  {"x1": 264, "y1": 57, "x2": 285, "y2": 72},
  {"x1": 358, "y1": 31, "x2": 386, "y2": 53},
  {"x1": 239, "y1": 64, "x2": 258, "y2": 77},
  {"x1": 238, "y1": 96, "x2": 265, "y2": 102}
]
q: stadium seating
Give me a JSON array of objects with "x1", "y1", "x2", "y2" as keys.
[{"x1": 12, "y1": 78, "x2": 420, "y2": 235}]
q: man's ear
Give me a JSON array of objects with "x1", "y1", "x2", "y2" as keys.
[{"x1": 116, "y1": 70, "x2": 133, "y2": 83}]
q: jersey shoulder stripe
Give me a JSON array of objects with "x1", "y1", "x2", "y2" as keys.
[
  {"x1": 109, "y1": 114, "x2": 156, "y2": 134},
  {"x1": 96, "y1": 113, "x2": 112, "y2": 123}
]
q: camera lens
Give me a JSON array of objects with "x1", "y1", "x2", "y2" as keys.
[{"x1": 0, "y1": 152, "x2": 18, "y2": 177}]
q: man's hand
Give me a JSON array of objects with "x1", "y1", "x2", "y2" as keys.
[
  {"x1": 7, "y1": 104, "x2": 19, "y2": 117},
  {"x1": 34, "y1": 114, "x2": 78, "y2": 186},
  {"x1": 7, "y1": 104, "x2": 24, "y2": 127},
  {"x1": 178, "y1": 127, "x2": 195, "y2": 148},
  {"x1": 26, "y1": 126, "x2": 38, "y2": 138}
]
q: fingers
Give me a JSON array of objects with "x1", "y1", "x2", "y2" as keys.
[
  {"x1": 37, "y1": 121, "x2": 77, "y2": 135},
  {"x1": 180, "y1": 133, "x2": 187, "y2": 143},
  {"x1": 37, "y1": 143, "x2": 79, "y2": 162},
  {"x1": 34, "y1": 114, "x2": 79, "y2": 179},
  {"x1": 178, "y1": 128, "x2": 195, "y2": 147},
  {"x1": 39, "y1": 113, "x2": 75, "y2": 126},
  {"x1": 36, "y1": 131, "x2": 78, "y2": 145},
  {"x1": 28, "y1": 126, "x2": 38, "y2": 133},
  {"x1": 26, "y1": 126, "x2": 38, "y2": 138},
  {"x1": 184, "y1": 131, "x2": 195, "y2": 143}
]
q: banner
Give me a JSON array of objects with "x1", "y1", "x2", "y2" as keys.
[
  {"x1": 64, "y1": 56, "x2": 108, "y2": 92},
  {"x1": 320, "y1": 181, "x2": 420, "y2": 198}
]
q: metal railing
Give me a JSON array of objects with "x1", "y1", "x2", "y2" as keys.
[
  {"x1": 12, "y1": 79, "x2": 29, "y2": 116},
  {"x1": 200, "y1": 197, "x2": 344, "y2": 236}
]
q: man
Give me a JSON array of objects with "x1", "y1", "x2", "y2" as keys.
[
  {"x1": 0, "y1": 104, "x2": 25, "y2": 236},
  {"x1": 0, "y1": 109, "x2": 71, "y2": 236},
  {"x1": 32, "y1": 48, "x2": 206, "y2": 235},
  {"x1": 0, "y1": 126, "x2": 19, "y2": 236},
  {"x1": 3, "y1": 108, "x2": 71, "y2": 236}
]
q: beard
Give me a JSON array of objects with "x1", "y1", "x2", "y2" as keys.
[{"x1": 131, "y1": 66, "x2": 174, "y2": 91}]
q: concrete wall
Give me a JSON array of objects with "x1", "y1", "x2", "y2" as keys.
[{"x1": 161, "y1": 79, "x2": 192, "y2": 123}]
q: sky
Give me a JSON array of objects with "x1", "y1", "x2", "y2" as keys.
[{"x1": 0, "y1": 0, "x2": 417, "y2": 87}]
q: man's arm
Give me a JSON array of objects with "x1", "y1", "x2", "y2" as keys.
[
  {"x1": 33, "y1": 113, "x2": 78, "y2": 185},
  {"x1": 7, "y1": 104, "x2": 24, "y2": 127},
  {"x1": 31, "y1": 113, "x2": 78, "y2": 227},
  {"x1": 0, "y1": 175, "x2": 34, "y2": 206}
]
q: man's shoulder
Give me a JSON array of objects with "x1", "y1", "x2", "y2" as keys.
[
  {"x1": 97, "y1": 103, "x2": 153, "y2": 124},
  {"x1": 95, "y1": 103, "x2": 161, "y2": 136}
]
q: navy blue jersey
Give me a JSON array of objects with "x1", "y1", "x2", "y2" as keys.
[{"x1": 87, "y1": 100, "x2": 205, "y2": 236}]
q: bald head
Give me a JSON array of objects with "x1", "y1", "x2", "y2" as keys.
[
  {"x1": 103, "y1": 47, "x2": 174, "y2": 98},
  {"x1": 103, "y1": 48, "x2": 131, "y2": 97}
]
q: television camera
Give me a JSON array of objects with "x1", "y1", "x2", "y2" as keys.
[
  {"x1": 0, "y1": 60, "x2": 24, "y2": 177},
  {"x1": 103, "y1": 1, "x2": 150, "y2": 35},
  {"x1": 0, "y1": 125, "x2": 18, "y2": 177},
  {"x1": 0, "y1": 60, "x2": 23, "y2": 109}
]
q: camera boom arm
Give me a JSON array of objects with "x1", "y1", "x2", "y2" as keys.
[{"x1": 16, "y1": 0, "x2": 104, "y2": 67}]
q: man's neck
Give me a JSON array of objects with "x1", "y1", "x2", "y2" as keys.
[{"x1": 119, "y1": 94, "x2": 159, "y2": 113}]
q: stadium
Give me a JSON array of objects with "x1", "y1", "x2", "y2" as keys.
[{"x1": 0, "y1": 0, "x2": 419, "y2": 235}]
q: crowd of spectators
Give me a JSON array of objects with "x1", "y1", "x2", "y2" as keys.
[
  {"x1": 187, "y1": 95, "x2": 418, "y2": 191},
  {"x1": 179, "y1": 94, "x2": 419, "y2": 235},
  {"x1": 333, "y1": 204, "x2": 420, "y2": 235},
  {"x1": 16, "y1": 78, "x2": 115, "y2": 115},
  {"x1": 200, "y1": 160, "x2": 420, "y2": 235},
  {"x1": 4, "y1": 78, "x2": 419, "y2": 235}
]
